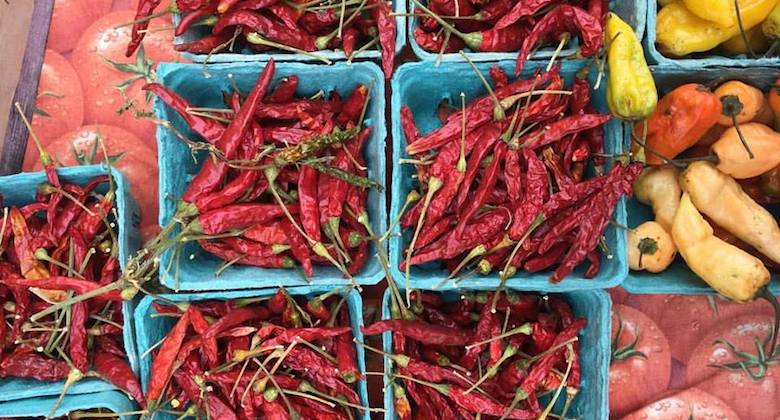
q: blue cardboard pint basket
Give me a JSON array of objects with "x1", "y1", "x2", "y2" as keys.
[
  {"x1": 0, "y1": 166, "x2": 142, "y2": 401},
  {"x1": 175, "y1": 1, "x2": 406, "y2": 64},
  {"x1": 623, "y1": 66, "x2": 780, "y2": 294},
  {"x1": 0, "y1": 391, "x2": 138, "y2": 419},
  {"x1": 645, "y1": 1, "x2": 780, "y2": 68},
  {"x1": 389, "y1": 60, "x2": 628, "y2": 292},
  {"x1": 154, "y1": 61, "x2": 387, "y2": 291},
  {"x1": 379, "y1": 288, "x2": 611, "y2": 420},
  {"x1": 408, "y1": 0, "x2": 645, "y2": 62},
  {"x1": 134, "y1": 286, "x2": 370, "y2": 420}
]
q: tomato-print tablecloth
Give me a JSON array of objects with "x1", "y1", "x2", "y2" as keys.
[{"x1": 20, "y1": 1, "x2": 780, "y2": 418}]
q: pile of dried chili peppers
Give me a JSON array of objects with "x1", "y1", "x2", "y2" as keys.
[
  {"x1": 144, "y1": 287, "x2": 370, "y2": 419},
  {"x1": 362, "y1": 290, "x2": 584, "y2": 419},
  {"x1": 411, "y1": 0, "x2": 606, "y2": 74},
  {"x1": 398, "y1": 63, "x2": 642, "y2": 284},
  {"x1": 123, "y1": 59, "x2": 380, "y2": 287},
  {"x1": 128, "y1": 0, "x2": 397, "y2": 78},
  {"x1": 0, "y1": 158, "x2": 143, "y2": 413}
]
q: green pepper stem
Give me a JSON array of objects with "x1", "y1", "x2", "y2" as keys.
[
  {"x1": 405, "y1": 177, "x2": 444, "y2": 305},
  {"x1": 354, "y1": 339, "x2": 410, "y2": 368},
  {"x1": 494, "y1": 214, "x2": 545, "y2": 312},
  {"x1": 465, "y1": 323, "x2": 532, "y2": 349}
]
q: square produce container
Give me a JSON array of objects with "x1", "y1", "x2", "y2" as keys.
[
  {"x1": 0, "y1": 391, "x2": 138, "y2": 419},
  {"x1": 645, "y1": 0, "x2": 780, "y2": 68},
  {"x1": 390, "y1": 60, "x2": 628, "y2": 292},
  {"x1": 134, "y1": 286, "x2": 370, "y2": 420},
  {"x1": 0, "y1": 165, "x2": 142, "y2": 401},
  {"x1": 380, "y1": 288, "x2": 611, "y2": 420},
  {"x1": 623, "y1": 66, "x2": 780, "y2": 294},
  {"x1": 408, "y1": 0, "x2": 645, "y2": 62},
  {"x1": 154, "y1": 61, "x2": 387, "y2": 291},
  {"x1": 175, "y1": 1, "x2": 406, "y2": 64}
]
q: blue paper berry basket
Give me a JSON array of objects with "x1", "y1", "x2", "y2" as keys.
[
  {"x1": 0, "y1": 165, "x2": 142, "y2": 401},
  {"x1": 379, "y1": 287, "x2": 611, "y2": 420},
  {"x1": 389, "y1": 60, "x2": 628, "y2": 292},
  {"x1": 644, "y1": 0, "x2": 780, "y2": 68},
  {"x1": 408, "y1": 0, "x2": 645, "y2": 63},
  {"x1": 153, "y1": 61, "x2": 387, "y2": 291},
  {"x1": 0, "y1": 390, "x2": 138, "y2": 419},
  {"x1": 134, "y1": 286, "x2": 370, "y2": 420},
  {"x1": 174, "y1": 1, "x2": 406, "y2": 64},
  {"x1": 623, "y1": 65, "x2": 780, "y2": 294}
]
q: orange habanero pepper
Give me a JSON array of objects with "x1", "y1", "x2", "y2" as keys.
[{"x1": 635, "y1": 83, "x2": 722, "y2": 165}]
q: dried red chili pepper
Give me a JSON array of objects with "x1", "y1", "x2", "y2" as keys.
[
  {"x1": 508, "y1": 149, "x2": 547, "y2": 241},
  {"x1": 549, "y1": 163, "x2": 641, "y2": 282},
  {"x1": 362, "y1": 319, "x2": 472, "y2": 346},
  {"x1": 69, "y1": 302, "x2": 89, "y2": 372},
  {"x1": 126, "y1": 0, "x2": 162, "y2": 56},
  {"x1": 400, "y1": 105, "x2": 421, "y2": 144},
  {"x1": 521, "y1": 114, "x2": 611, "y2": 150},
  {"x1": 335, "y1": 307, "x2": 360, "y2": 383},
  {"x1": 446, "y1": 143, "x2": 506, "y2": 257},
  {"x1": 243, "y1": 222, "x2": 289, "y2": 245},
  {"x1": 413, "y1": 28, "x2": 467, "y2": 53},
  {"x1": 337, "y1": 85, "x2": 369, "y2": 126},
  {"x1": 370, "y1": 0, "x2": 396, "y2": 78},
  {"x1": 281, "y1": 218, "x2": 314, "y2": 276},
  {"x1": 94, "y1": 352, "x2": 146, "y2": 408},
  {"x1": 147, "y1": 309, "x2": 191, "y2": 405},
  {"x1": 267, "y1": 76, "x2": 299, "y2": 104},
  {"x1": 0, "y1": 352, "x2": 70, "y2": 381},
  {"x1": 516, "y1": 5, "x2": 603, "y2": 74},
  {"x1": 342, "y1": 27, "x2": 359, "y2": 57},
  {"x1": 190, "y1": 203, "x2": 294, "y2": 235},
  {"x1": 180, "y1": 60, "x2": 275, "y2": 208},
  {"x1": 214, "y1": 10, "x2": 317, "y2": 51}
]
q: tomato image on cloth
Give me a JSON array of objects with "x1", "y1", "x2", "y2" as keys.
[{"x1": 610, "y1": 288, "x2": 778, "y2": 419}]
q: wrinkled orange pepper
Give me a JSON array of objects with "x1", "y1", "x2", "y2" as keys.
[{"x1": 635, "y1": 83, "x2": 722, "y2": 165}]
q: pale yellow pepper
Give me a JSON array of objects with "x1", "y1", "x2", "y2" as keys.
[
  {"x1": 628, "y1": 221, "x2": 677, "y2": 273},
  {"x1": 656, "y1": 0, "x2": 778, "y2": 56},
  {"x1": 672, "y1": 193, "x2": 769, "y2": 303},
  {"x1": 680, "y1": 161, "x2": 780, "y2": 264},
  {"x1": 633, "y1": 166, "x2": 681, "y2": 231}
]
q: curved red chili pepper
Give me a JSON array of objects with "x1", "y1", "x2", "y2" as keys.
[
  {"x1": 95, "y1": 352, "x2": 147, "y2": 408},
  {"x1": 147, "y1": 309, "x2": 191, "y2": 404},
  {"x1": 182, "y1": 59, "x2": 275, "y2": 204},
  {"x1": 127, "y1": 0, "x2": 163, "y2": 57},
  {"x1": 370, "y1": 0, "x2": 396, "y2": 78},
  {"x1": 515, "y1": 5, "x2": 603, "y2": 75}
]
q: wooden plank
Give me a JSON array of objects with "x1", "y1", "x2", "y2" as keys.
[{"x1": 0, "y1": 0, "x2": 54, "y2": 175}]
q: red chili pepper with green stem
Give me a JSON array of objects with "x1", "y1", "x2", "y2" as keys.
[
  {"x1": 515, "y1": 5, "x2": 604, "y2": 75},
  {"x1": 179, "y1": 59, "x2": 275, "y2": 212}
]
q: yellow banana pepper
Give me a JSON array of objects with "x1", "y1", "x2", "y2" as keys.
[
  {"x1": 672, "y1": 193, "x2": 769, "y2": 303},
  {"x1": 656, "y1": 0, "x2": 778, "y2": 56},
  {"x1": 683, "y1": 0, "x2": 776, "y2": 27},
  {"x1": 605, "y1": 13, "x2": 657, "y2": 120},
  {"x1": 721, "y1": 26, "x2": 770, "y2": 54},
  {"x1": 680, "y1": 161, "x2": 780, "y2": 264}
]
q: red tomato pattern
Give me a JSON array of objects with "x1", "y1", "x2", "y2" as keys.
[
  {"x1": 609, "y1": 304, "x2": 672, "y2": 418},
  {"x1": 26, "y1": 49, "x2": 84, "y2": 162}
]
